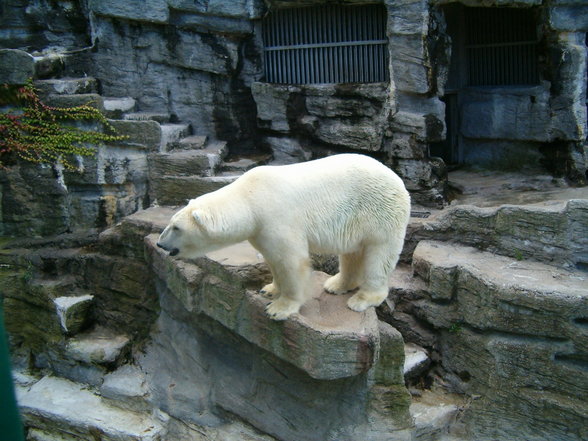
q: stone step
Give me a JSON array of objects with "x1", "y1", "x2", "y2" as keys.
[
  {"x1": 404, "y1": 342, "x2": 430, "y2": 381},
  {"x1": 160, "y1": 123, "x2": 191, "y2": 152},
  {"x1": 53, "y1": 294, "x2": 94, "y2": 335},
  {"x1": 100, "y1": 364, "x2": 151, "y2": 412},
  {"x1": 412, "y1": 240, "x2": 588, "y2": 344},
  {"x1": 414, "y1": 199, "x2": 588, "y2": 269},
  {"x1": 150, "y1": 174, "x2": 239, "y2": 206},
  {"x1": 43, "y1": 92, "x2": 105, "y2": 111},
  {"x1": 3, "y1": 275, "x2": 81, "y2": 313},
  {"x1": 32, "y1": 51, "x2": 67, "y2": 79},
  {"x1": 34, "y1": 77, "x2": 98, "y2": 96},
  {"x1": 103, "y1": 97, "x2": 137, "y2": 119},
  {"x1": 108, "y1": 118, "x2": 162, "y2": 150},
  {"x1": 411, "y1": 389, "x2": 464, "y2": 441},
  {"x1": 65, "y1": 326, "x2": 130, "y2": 366},
  {"x1": 17, "y1": 375, "x2": 167, "y2": 440},
  {"x1": 220, "y1": 153, "x2": 272, "y2": 173},
  {"x1": 124, "y1": 112, "x2": 171, "y2": 123},
  {"x1": 170, "y1": 134, "x2": 208, "y2": 151},
  {"x1": 149, "y1": 143, "x2": 228, "y2": 178},
  {"x1": 31, "y1": 274, "x2": 80, "y2": 297},
  {"x1": 39, "y1": 326, "x2": 132, "y2": 387}
]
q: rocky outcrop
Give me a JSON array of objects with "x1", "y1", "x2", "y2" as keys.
[
  {"x1": 390, "y1": 197, "x2": 588, "y2": 441},
  {"x1": 413, "y1": 199, "x2": 588, "y2": 269},
  {"x1": 7, "y1": 205, "x2": 456, "y2": 441}
]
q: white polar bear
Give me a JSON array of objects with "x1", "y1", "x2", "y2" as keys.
[{"x1": 157, "y1": 154, "x2": 411, "y2": 320}]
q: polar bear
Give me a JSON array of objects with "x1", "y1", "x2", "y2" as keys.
[{"x1": 157, "y1": 154, "x2": 411, "y2": 321}]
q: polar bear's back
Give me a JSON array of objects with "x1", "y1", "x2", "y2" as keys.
[{"x1": 235, "y1": 154, "x2": 411, "y2": 254}]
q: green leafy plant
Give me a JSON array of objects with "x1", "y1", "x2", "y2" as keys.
[
  {"x1": 0, "y1": 81, "x2": 126, "y2": 170},
  {"x1": 448, "y1": 321, "x2": 463, "y2": 334},
  {"x1": 514, "y1": 249, "x2": 524, "y2": 261}
]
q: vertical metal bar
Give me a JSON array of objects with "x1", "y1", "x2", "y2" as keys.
[
  {"x1": 293, "y1": 9, "x2": 299, "y2": 83},
  {"x1": 301, "y1": 9, "x2": 310, "y2": 84},
  {"x1": 369, "y1": 14, "x2": 375, "y2": 82}
]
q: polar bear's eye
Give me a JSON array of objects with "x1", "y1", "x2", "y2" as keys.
[{"x1": 172, "y1": 225, "x2": 181, "y2": 232}]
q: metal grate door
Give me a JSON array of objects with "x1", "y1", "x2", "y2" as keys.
[
  {"x1": 466, "y1": 8, "x2": 539, "y2": 86},
  {"x1": 262, "y1": 4, "x2": 388, "y2": 84}
]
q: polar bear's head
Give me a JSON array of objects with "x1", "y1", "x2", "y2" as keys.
[{"x1": 157, "y1": 201, "x2": 219, "y2": 259}]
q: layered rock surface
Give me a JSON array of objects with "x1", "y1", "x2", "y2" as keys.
[
  {"x1": 389, "y1": 183, "x2": 588, "y2": 441},
  {"x1": 7, "y1": 204, "x2": 453, "y2": 441}
]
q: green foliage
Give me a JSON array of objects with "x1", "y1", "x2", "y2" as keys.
[
  {"x1": 448, "y1": 321, "x2": 463, "y2": 334},
  {"x1": 0, "y1": 81, "x2": 126, "y2": 171}
]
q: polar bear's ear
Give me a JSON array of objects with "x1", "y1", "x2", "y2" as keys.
[{"x1": 192, "y1": 209, "x2": 215, "y2": 235}]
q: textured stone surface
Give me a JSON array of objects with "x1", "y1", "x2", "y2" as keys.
[
  {"x1": 101, "y1": 364, "x2": 151, "y2": 412},
  {"x1": 149, "y1": 144, "x2": 227, "y2": 178},
  {"x1": 411, "y1": 389, "x2": 463, "y2": 441},
  {"x1": 146, "y1": 235, "x2": 381, "y2": 380},
  {"x1": 17, "y1": 376, "x2": 167, "y2": 441},
  {"x1": 549, "y1": 5, "x2": 588, "y2": 31},
  {"x1": 108, "y1": 119, "x2": 162, "y2": 151},
  {"x1": 403, "y1": 343, "x2": 430, "y2": 379},
  {"x1": 150, "y1": 174, "x2": 238, "y2": 206},
  {"x1": 252, "y1": 82, "x2": 390, "y2": 151},
  {"x1": 410, "y1": 239, "x2": 588, "y2": 441},
  {"x1": 416, "y1": 199, "x2": 588, "y2": 268},
  {"x1": 412, "y1": 240, "x2": 587, "y2": 336},
  {"x1": 53, "y1": 294, "x2": 94, "y2": 335},
  {"x1": 0, "y1": 49, "x2": 35, "y2": 84},
  {"x1": 34, "y1": 78, "x2": 98, "y2": 96},
  {"x1": 440, "y1": 327, "x2": 588, "y2": 441},
  {"x1": 65, "y1": 327, "x2": 130, "y2": 365}
]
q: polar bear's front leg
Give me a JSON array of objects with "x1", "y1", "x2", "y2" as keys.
[
  {"x1": 266, "y1": 297, "x2": 303, "y2": 320},
  {"x1": 264, "y1": 256, "x2": 311, "y2": 321},
  {"x1": 260, "y1": 282, "x2": 279, "y2": 300},
  {"x1": 260, "y1": 260, "x2": 280, "y2": 299}
]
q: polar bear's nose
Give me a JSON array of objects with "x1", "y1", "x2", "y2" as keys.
[{"x1": 157, "y1": 242, "x2": 180, "y2": 256}]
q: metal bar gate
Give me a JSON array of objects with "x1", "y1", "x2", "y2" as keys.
[{"x1": 263, "y1": 4, "x2": 388, "y2": 85}]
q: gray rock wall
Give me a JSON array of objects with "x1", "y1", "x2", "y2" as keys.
[
  {"x1": 88, "y1": 0, "x2": 266, "y2": 154},
  {"x1": 0, "y1": 145, "x2": 149, "y2": 237},
  {"x1": 0, "y1": 0, "x2": 91, "y2": 51},
  {"x1": 391, "y1": 198, "x2": 588, "y2": 441}
]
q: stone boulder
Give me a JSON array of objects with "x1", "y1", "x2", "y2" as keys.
[
  {"x1": 0, "y1": 49, "x2": 35, "y2": 84},
  {"x1": 146, "y1": 236, "x2": 382, "y2": 380}
]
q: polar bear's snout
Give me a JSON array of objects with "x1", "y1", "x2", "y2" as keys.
[
  {"x1": 157, "y1": 242, "x2": 179, "y2": 256},
  {"x1": 157, "y1": 225, "x2": 181, "y2": 256}
]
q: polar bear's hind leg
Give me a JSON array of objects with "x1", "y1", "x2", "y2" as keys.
[
  {"x1": 324, "y1": 251, "x2": 363, "y2": 294},
  {"x1": 263, "y1": 247, "x2": 312, "y2": 320},
  {"x1": 347, "y1": 241, "x2": 399, "y2": 312}
]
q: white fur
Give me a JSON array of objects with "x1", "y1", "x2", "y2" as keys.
[{"x1": 157, "y1": 154, "x2": 411, "y2": 320}]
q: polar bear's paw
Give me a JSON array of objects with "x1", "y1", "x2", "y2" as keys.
[
  {"x1": 260, "y1": 282, "x2": 279, "y2": 300},
  {"x1": 324, "y1": 274, "x2": 356, "y2": 295},
  {"x1": 347, "y1": 291, "x2": 386, "y2": 312},
  {"x1": 265, "y1": 298, "x2": 301, "y2": 321}
]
